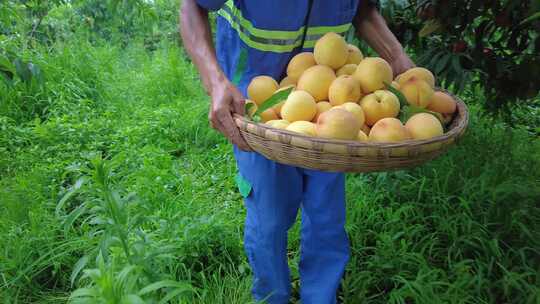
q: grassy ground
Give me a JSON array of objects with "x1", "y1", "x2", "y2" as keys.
[{"x1": 1, "y1": 36, "x2": 539, "y2": 303}]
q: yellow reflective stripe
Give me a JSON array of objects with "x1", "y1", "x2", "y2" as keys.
[
  {"x1": 222, "y1": 0, "x2": 305, "y2": 40},
  {"x1": 306, "y1": 23, "x2": 352, "y2": 36},
  {"x1": 218, "y1": 9, "x2": 302, "y2": 52},
  {"x1": 303, "y1": 25, "x2": 352, "y2": 48},
  {"x1": 302, "y1": 40, "x2": 316, "y2": 49},
  {"x1": 217, "y1": 0, "x2": 353, "y2": 52}
]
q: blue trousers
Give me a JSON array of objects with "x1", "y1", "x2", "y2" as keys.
[{"x1": 234, "y1": 147, "x2": 349, "y2": 304}]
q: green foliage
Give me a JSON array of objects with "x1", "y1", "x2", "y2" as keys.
[
  {"x1": 0, "y1": 0, "x2": 180, "y2": 124},
  {"x1": 58, "y1": 154, "x2": 193, "y2": 303},
  {"x1": 339, "y1": 107, "x2": 540, "y2": 303},
  {"x1": 0, "y1": 34, "x2": 248, "y2": 302},
  {"x1": 379, "y1": 0, "x2": 540, "y2": 113},
  {"x1": 1, "y1": 1, "x2": 539, "y2": 303}
]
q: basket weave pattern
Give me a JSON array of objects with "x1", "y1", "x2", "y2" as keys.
[{"x1": 234, "y1": 90, "x2": 469, "y2": 173}]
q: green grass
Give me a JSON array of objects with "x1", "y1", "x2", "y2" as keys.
[{"x1": 1, "y1": 30, "x2": 539, "y2": 304}]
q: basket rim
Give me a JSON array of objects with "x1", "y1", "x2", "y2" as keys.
[{"x1": 235, "y1": 89, "x2": 469, "y2": 150}]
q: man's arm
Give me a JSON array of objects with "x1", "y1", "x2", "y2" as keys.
[
  {"x1": 179, "y1": 0, "x2": 251, "y2": 151},
  {"x1": 354, "y1": 2, "x2": 414, "y2": 76}
]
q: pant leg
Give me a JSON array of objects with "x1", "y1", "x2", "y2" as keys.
[
  {"x1": 234, "y1": 146, "x2": 303, "y2": 304},
  {"x1": 299, "y1": 169, "x2": 349, "y2": 304}
]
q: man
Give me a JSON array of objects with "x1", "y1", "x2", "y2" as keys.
[{"x1": 179, "y1": 1, "x2": 414, "y2": 303}]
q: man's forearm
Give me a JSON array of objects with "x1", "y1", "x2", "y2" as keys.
[
  {"x1": 354, "y1": 5, "x2": 405, "y2": 63},
  {"x1": 179, "y1": 0, "x2": 225, "y2": 95}
]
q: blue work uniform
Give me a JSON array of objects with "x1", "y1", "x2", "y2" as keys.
[{"x1": 194, "y1": 1, "x2": 361, "y2": 303}]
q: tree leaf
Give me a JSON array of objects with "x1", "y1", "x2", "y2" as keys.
[
  {"x1": 419, "y1": 19, "x2": 442, "y2": 37},
  {"x1": 400, "y1": 105, "x2": 444, "y2": 124},
  {"x1": 234, "y1": 173, "x2": 252, "y2": 198},
  {"x1": 520, "y1": 11, "x2": 540, "y2": 26},
  {"x1": 428, "y1": 51, "x2": 444, "y2": 71},
  {"x1": 451, "y1": 56, "x2": 462, "y2": 73},
  {"x1": 253, "y1": 87, "x2": 293, "y2": 119},
  {"x1": 435, "y1": 53, "x2": 451, "y2": 75},
  {"x1": 417, "y1": 47, "x2": 437, "y2": 66},
  {"x1": 233, "y1": 48, "x2": 248, "y2": 85},
  {"x1": 384, "y1": 82, "x2": 409, "y2": 107},
  {"x1": 244, "y1": 102, "x2": 255, "y2": 118}
]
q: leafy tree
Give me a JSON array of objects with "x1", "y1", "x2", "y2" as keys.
[{"x1": 380, "y1": 0, "x2": 540, "y2": 112}]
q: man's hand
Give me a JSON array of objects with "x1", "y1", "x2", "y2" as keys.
[
  {"x1": 209, "y1": 77, "x2": 252, "y2": 151},
  {"x1": 389, "y1": 51, "x2": 415, "y2": 77},
  {"x1": 354, "y1": 2, "x2": 416, "y2": 78},
  {"x1": 179, "y1": 0, "x2": 251, "y2": 152}
]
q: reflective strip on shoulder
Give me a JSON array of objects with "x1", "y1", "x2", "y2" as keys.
[
  {"x1": 218, "y1": 0, "x2": 353, "y2": 53},
  {"x1": 221, "y1": 1, "x2": 304, "y2": 40},
  {"x1": 218, "y1": 1, "x2": 303, "y2": 52},
  {"x1": 302, "y1": 24, "x2": 353, "y2": 49}
]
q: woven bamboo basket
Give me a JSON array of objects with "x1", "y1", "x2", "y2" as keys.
[{"x1": 234, "y1": 90, "x2": 469, "y2": 173}]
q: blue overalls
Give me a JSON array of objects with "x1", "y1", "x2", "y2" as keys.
[{"x1": 195, "y1": 1, "x2": 360, "y2": 303}]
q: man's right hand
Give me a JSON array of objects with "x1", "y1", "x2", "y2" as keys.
[
  {"x1": 179, "y1": 1, "x2": 251, "y2": 152},
  {"x1": 208, "y1": 77, "x2": 252, "y2": 151}
]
